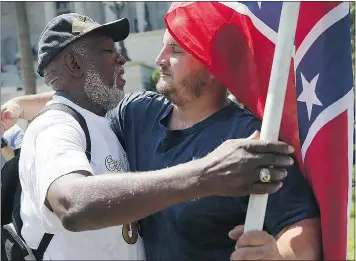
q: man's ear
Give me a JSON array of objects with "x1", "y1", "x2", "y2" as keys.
[{"x1": 63, "y1": 52, "x2": 83, "y2": 77}]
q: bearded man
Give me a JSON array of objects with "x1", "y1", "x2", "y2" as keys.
[{"x1": 6, "y1": 13, "x2": 296, "y2": 260}]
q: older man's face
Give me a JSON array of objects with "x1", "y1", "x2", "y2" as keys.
[{"x1": 80, "y1": 35, "x2": 126, "y2": 112}]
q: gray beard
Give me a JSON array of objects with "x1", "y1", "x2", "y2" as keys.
[{"x1": 83, "y1": 67, "x2": 125, "y2": 112}]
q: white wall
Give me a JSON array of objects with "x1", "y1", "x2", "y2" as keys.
[
  {"x1": 124, "y1": 62, "x2": 154, "y2": 93},
  {"x1": 123, "y1": 29, "x2": 164, "y2": 68}
]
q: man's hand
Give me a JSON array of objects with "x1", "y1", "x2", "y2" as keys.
[
  {"x1": 229, "y1": 225, "x2": 283, "y2": 260},
  {"x1": 1, "y1": 99, "x2": 23, "y2": 135},
  {"x1": 199, "y1": 131, "x2": 294, "y2": 197}
]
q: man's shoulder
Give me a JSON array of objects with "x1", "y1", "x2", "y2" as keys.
[
  {"x1": 35, "y1": 105, "x2": 78, "y2": 124},
  {"x1": 20, "y1": 105, "x2": 89, "y2": 165},
  {"x1": 231, "y1": 103, "x2": 260, "y2": 121},
  {"x1": 25, "y1": 106, "x2": 84, "y2": 140},
  {"x1": 107, "y1": 91, "x2": 170, "y2": 121},
  {"x1": 224, "y1": 103, "x2": 262, "y2": 137},
  {"x1": 121, "y1": 91, "x2": 169, "y2": 109}
]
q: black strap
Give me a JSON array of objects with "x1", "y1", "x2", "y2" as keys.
[
  {"x1": 36, "y1": 103, "x2": 91, "y2": 161},
  {"x1": 32, "y1": 234, "x2": 53, "y2": 261},
  {"x1": 31, "y1": 103, "x2": 92, "y2": 260}
]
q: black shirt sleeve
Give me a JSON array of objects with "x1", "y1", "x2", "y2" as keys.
[
  {"x1": 238, "y1": 112, "x2": 320, "y2": 237},
  {"x1": 263, "y1": 163, "x2": 320, "y2": 237}
]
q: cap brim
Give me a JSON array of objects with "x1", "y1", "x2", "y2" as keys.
[{"x1": 89, "y1": 18, "x2": 130, "y2": 42}]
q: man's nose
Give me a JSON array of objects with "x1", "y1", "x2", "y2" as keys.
[
  {"x1": 116, "y1": 52, "x2": 126, "y2": 65},
  {"x1": 155, "y1": 53, "x2": 169, "y2": 67}
]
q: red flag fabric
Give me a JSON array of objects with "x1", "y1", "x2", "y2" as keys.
[{"x1": 165, "y1": 2, "x2": 354, "y2": 260}]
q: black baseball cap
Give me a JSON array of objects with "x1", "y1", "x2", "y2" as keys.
[{"x1": 37, "y1": 13, "x2": 130, "y2": 77}]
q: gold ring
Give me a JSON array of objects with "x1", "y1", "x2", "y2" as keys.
[{"x1": 259, "y1": 168, "x2": 271, "y2": 183}]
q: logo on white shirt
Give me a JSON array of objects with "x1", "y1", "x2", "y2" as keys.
[{"x1": 105, "y1": 155, "x2": 128, "y2": 172}]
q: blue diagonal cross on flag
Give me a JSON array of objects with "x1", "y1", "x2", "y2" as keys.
[{"x1": 165, "y1": 2, "x2": 354, "y2": 259}]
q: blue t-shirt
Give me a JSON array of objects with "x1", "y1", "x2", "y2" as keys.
[{"x1": 107, "y1": 91, "x2": 319, "y2": 261}]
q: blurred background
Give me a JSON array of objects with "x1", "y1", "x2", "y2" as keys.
[
  {"x1": 1, "y1": 1, "x2": 170, "y2": 110},
  {"x1": 1, "y1": 1, "x2": 355, "y2": 107}
]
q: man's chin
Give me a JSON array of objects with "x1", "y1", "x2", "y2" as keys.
[{"x1": 156, "y1": 83, "x2": 174, "y2": 95}]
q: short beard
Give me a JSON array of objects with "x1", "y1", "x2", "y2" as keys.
[
  {"x1": 83, "y1": 65, "x2": 125, "y2": 112},
  {"x1": 156, "y1": 67, "x2": 209, "y2": 106}
]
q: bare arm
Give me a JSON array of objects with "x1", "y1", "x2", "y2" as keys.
[
  {"x1": 1, "y1": 91, "x2": 54, "y2": 135},
  {"x1": 48, "y1": 161, "x2": 205, "y2": 232},
  {"x1": 14, "y1": 91, "x2": 54, "y2": 120},
  {"x1": 276, "y1": 218, "x2": 322, "y2": 260},
  {"x1": 46, "y1": 138, "x2": 294, "y2": 232},
  {"x1": 229, "y1": 218, "x2": 322, "y2": 260},
  {"x1": 1, "y1": 146, "x2": 15, "y2": 161}
]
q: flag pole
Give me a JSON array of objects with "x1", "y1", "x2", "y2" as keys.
[{"x1": 244, "y1": 2, "x2": 301, "y2": 232}]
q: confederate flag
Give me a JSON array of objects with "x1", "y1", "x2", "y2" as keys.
[{"x1": 165, "y1": 2, "x2": 354, "y2": 260}]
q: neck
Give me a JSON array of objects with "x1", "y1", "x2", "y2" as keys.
[
  {"x1": 55, "y1": 90, "x2": 106, "y2": 116},
  {"x1": 169, "y1": 91, "x2": 229, "y2": 130}
]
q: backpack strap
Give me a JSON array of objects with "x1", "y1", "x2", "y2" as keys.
[
  {"x1": 32, "y1": 233, "x2": 54, "y2": 261},
  {"x1": 31, "y1": 103, "x2": 91, "y2": 260},
  {"x1": 35, "y1": 103, "x2": 91, "y2": 161}
]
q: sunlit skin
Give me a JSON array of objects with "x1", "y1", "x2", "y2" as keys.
[{"x1": 155, "y1": 30, "x2": 228, "y2": 130}]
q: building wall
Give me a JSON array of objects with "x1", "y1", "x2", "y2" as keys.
[
  {"x1": 150, "y1": 2, "x2": 171, "y2": 30},
  {"x1": 124, "y1": 29, "x2": 165, "y2": 68},
  {"x1": 82, "y1": 2, "x2": 105, "y2": 24},
  {"x1": 123, "y1": 62, "x2": 155, "y2": 93},
  {"x1": 1, "y1": 2, "x2": 17, "y2": 64},
  {"x1": 25, "y1": 2, "x2": 47, "y2": 48},
  {"x1": 1, "y1": 1, "x2": 170, "y2": 96},
  {"x1": 1, "y1": 1, "x2": 170, "y2": 66},
  {"x1": 1, "y1": 29, "x2": 164, "y2": 88},
  {"x1": 1, "y1": 2, "x2": 48, "y2": 64}
]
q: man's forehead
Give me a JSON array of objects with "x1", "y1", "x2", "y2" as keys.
[
  {"x1": 68, "y1": 34, "x2": 114, "y2": 56},
  {"x1": 163, "y1": 30, "x2": 178, "y2": 45},
  {"x1": 82, "y1": 33, "x2": 114, "y2": 46}
]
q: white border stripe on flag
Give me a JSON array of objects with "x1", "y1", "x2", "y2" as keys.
[
  {"x1": 301, "y1": 88, "x2": 354, "y2": 160},
  {"x1": 219, "y1": 2, "x2": 277, "y2": 45},
  {"x1": 294, "y1": 2, "x2": 349, "y2": 69}
]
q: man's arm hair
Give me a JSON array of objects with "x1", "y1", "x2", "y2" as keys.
[
  {"x1": 15, "y1": 91, "x2": 54, "y2": 120},
  {"x1": 276, "y1": 218, "x2": 322, "y2": 260},
  {"x1": 47, "y1": 161, "x2": 206, "y2": 232}
]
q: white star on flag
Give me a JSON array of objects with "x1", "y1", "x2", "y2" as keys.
[
  {"x1": 297, "y1": 73, "x2": 323, "y2": 120},
  {"x1": 257, "y1": 2, "x2": 262, "y2": 9}
]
